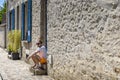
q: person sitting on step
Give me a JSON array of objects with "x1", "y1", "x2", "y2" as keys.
[{"x1": 27, "y1": 38, "x2": 47, "y2": 70}]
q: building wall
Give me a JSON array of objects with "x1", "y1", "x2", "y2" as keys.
[
  {"x1": 0, "y1": 24, "x2": 6, "y2": 48},
  {"x1": 0, "y1": 27, "x2": 5, "y2": 47},
  {"x1": 22, "y1": 0, "x2": 41, "y2": 60},
  {"x1": 47, "y1": 0, "x2": 120, "y2": 80},
  {"x1": 7, "y1": 0, "x2": 41, "y2": 59}
]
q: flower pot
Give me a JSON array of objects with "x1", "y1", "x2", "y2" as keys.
[
  {"x1": 11, "y1": 52, "x2": 20, "y2": 60},
  {"x1": 8, "y1": 51, "x2": 11, "y2": 55},
  {"x1": 8, "y1": 51, "x2": 12, "y2": 59}
]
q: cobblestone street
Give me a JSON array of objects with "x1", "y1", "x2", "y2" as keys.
[{"x1": 0, "y1": 48, "x2": 54, "y2": 80}]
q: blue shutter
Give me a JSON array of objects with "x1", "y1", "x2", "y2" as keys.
[
  {"x1": 12, "y1": 9, "x2": 15, "y2": 30},
  {"x1": 21, "y1": 3, "x2": 25, "y2": 40},
  {"x1": 27, "y1": 0, "x2": 32, "y2": 42}
]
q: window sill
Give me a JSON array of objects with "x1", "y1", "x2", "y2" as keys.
[
  {"x1": 21, "y1": 40, "x2": 30, "y2": 48},
  {"x1": 22, "y1": 40, "x2": 28, "y2": 43}
]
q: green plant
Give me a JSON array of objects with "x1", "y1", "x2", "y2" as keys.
[
  {"x1": 7, "y1": 43, "x2": 12, "y2": 51},
  {"x1": 7, "y1": 31, "x2": 14, "y2": 51},
  {"x1": 12, "y1": 30, "x2": 21, "y2": 53}
]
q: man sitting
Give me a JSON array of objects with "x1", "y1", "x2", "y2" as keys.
[{"x1": 27, "y1": 39, "x2": 47, "y2": 70}]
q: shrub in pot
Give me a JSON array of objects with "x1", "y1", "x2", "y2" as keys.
[
  {"x1": 7, "y1": 43, "x2": 12, "y2": 55},
  {"x1": 7, "y1": 31, "x2": 14, "y2": 55},
  {"x1": 11, "y1": 30, "x2": 21, "y2": 60}
]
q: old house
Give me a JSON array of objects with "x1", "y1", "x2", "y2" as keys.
[
  {"x1": 7, "y1": 0, "x2": 120, "y2": 80},
  {"x1": 7, "y1": 0, "x2": 47, "y2": 59}
]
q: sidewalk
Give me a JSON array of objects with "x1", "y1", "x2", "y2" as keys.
[{"x1": 0, "y1": 48, "x2": 54, "y2": 80}]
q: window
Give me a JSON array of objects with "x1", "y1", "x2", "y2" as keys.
[
  {"x1": 21, "y1": 3, "x2": 25, "y2": 40},
  {"x1": 16, "y1": 6, "x2": 19, "y2": 30},
  {"x1": 21, "y1": 0, "x2": 32, "y2": 42},
  {"x1": 12, "y1": 9, "x2": 15, "y2": 30},
  {"x1": 24, "y1": 1, "x2": 28, "y2": 40},
  {"x1": 8, "y1": 9, "x2": 15, "y2": 30},
  {"x1": 21, "y1": 1, "x2": 28, "y2": 40},
  {"x1": 9, "y1": 12, "x2": 12, "y2": 30}
]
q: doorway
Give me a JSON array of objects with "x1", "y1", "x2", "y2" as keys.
[{"x1": 40, "y1": 0, "x2": 47, "y2": 48}]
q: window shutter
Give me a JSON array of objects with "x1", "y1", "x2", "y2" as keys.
[
  {"x1": 12, "y1": 9, "x2": 15, "y2": 30},
  {"x1": 21, "y1": 3, "x2": 25, "y2": 40},
  {"x1": 27, "y1": 0, "x2": 32, "y2": 42}
]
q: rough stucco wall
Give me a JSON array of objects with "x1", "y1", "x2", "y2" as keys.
[
  {"x1": 29, "y1": 0, "x2": 41, "y2": 53},
  {"x1": 47, "y1": 0, "x2": 120, "y2": 79}
]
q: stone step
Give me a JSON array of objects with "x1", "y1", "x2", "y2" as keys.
[{"x1": 29, "y1": 67, "x2": 47, "y2": 75}]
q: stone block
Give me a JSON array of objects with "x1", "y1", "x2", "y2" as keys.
[
  {"x1": 29, "y1": 67, "x2": 47, "y2": 75},
  {"x1": 34, "y1": 69, "x2": 47, "y2": 75}
]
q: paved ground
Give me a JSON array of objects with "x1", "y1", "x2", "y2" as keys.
[{"x1": 0, "y1": 48, "x2": 54, "y2": 80}]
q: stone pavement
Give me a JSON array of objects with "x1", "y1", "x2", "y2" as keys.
[{"x1": 0, "y1": 48, "x2": 54, "y2": 80}]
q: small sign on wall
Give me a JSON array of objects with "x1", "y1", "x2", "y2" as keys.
[
  {"x1": 28, "y1": 30, "x2": 30, "y2": 36},
  {"x1": 47, "y1": 54, "x2": 53, "y2": 67}
]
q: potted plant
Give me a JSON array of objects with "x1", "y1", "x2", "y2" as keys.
[
  {"x1": 11, "y1": 30, "x2": 21, "y2": 60},
  {"x1": 7, "y1": 31, "x2": 14, "y2": 55},
  {"x1": 7, "y1": 43, "x2": 12, "y2": 55}
]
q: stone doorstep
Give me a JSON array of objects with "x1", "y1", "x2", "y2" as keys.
[
  {"x1": 29, "y1": 67, "x2": 47, "y2": 75},
  {"x1": 34, "y1": 69, "x2": 47, "y2": 75}
]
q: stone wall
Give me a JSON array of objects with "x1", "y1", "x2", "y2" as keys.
[
  {"x1": 30, "y1": 0, "x2": 41, "y2": 52},
  {"x1": 7, "y1": 0, "x2": 41, "y2": 59},
  {"x1": 0, "y1": 24, "x2": 6, "y2": 48},
  {"x1": 20, "y1": 0, "x2": 41, "y2": 60},
  {"x1": 8, "y1": 0, "x2": 20, "y2": 10},
  {"x1": 47, "y1": 0, "x2": 120, "y2": 79}
]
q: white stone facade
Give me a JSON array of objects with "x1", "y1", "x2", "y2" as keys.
[
  {"x1": 47, "y1": 0, "x2": 120, "y2": 80},
  {"x1": 7, "y1": 0, "x2": 120, "y2": 80}
]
